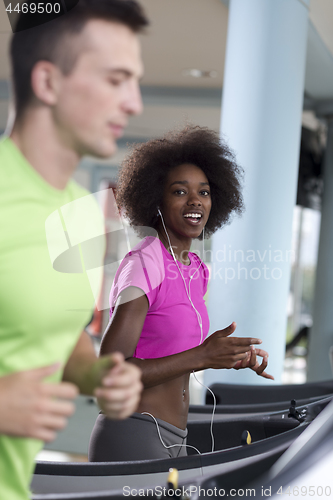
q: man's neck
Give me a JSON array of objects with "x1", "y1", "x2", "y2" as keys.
[{"x1": 10, "y1": 108, "x2": 81, "y2": 190}]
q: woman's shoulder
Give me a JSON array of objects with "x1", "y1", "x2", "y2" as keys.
[
  {"x1": 118, "y1": 236, "x2": 165, "y2": 286},
  {"x1": 126, "y1": 236, "x2": 164, "y2": 264}
]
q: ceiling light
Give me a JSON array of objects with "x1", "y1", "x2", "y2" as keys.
[{"x1": 182, "y1": 69, "x2": 218, "y2": 78}]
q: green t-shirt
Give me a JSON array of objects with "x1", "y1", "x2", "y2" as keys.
[{"x1": 0, "y1": 137, "x2": 104, "y2": 499}]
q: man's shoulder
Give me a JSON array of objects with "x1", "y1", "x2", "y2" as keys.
[
  {"x1": 67, "y1": 178, "x2": 91, "y2": 199},
  {"x1": 0, "y1": 135, "x2": 9, "y2": 150},
  {"x1": 0, "y1": 136, "x2": 29, "y2": 191},
  {"x1": 0, "y1": 136, "x2": 13, "y2": 176},
  {"x1": 0, "y1": 135, "x2": 19, "y2": 162}
]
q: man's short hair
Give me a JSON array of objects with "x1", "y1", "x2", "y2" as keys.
[{"x1": 10, "y1": 0, "x2": 149, "y2": 118}]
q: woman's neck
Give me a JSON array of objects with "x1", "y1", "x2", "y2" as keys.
[{"x1": 158, "y1": 230, "x2": 192, "y2": 266}]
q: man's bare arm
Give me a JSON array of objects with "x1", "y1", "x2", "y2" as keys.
[
  {"x1": 63, "y1": 331, "x2": 143, "y2": 419},
  {"x1": 0, "y1": 365, "x2": 78, "y2": 441}
]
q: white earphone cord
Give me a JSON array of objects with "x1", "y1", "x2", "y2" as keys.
[
  {"x1": 192, "y1": 372, "x2": 216, "y2": 453},
  {"x1": 141, "y1": 412, "x2": 201, "y2": 456},
  {"x1": 142, "y1": 210, "x2": 216, "y2": 454},
  {"x1": 159, "y1": 209, "x2": 204, "y2": 344}
]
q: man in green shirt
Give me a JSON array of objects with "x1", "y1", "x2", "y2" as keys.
[{"x1": 0, "y1": 1, "x2": 148, "y2": 498}]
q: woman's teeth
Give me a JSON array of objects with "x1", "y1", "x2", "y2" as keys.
[
  {"x1": 184, "y1": 213, "x2": 202, "y2": 218},
  {"x1": 183, "y1": 213, "x2": 202, "y2": 223}
]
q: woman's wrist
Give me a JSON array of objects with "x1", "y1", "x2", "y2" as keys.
[{"x1": 189, "y1": 344, "x2": 207, "y2": 372}]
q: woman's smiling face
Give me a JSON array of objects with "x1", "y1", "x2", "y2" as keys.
[{"x1": 160, "y1": 163, "x2": 212, "y2": 240}]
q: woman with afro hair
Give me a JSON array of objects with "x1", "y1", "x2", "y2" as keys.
[{"x1": 89, "y1": 125, "x2": 273, "y2": 462}]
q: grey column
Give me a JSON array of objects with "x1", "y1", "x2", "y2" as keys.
[
  {"x1": 204, "y1": 0, "x2": 310, "y2": 387},
  {"x1": 307, "y1": 119, "x2": 333, "y2": 381}
]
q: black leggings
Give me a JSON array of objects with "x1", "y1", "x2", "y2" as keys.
[{"x1": 88, "y1": 412, "x2": 188, "y2": 462}]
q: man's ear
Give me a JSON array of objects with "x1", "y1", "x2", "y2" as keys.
[{"x1": 30, "y1": 60, "x2": 62, "y2": 106}]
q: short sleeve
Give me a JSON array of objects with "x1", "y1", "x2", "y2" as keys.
[
  {"x1": 109, "y1": 237, "x2": 165, "y2": 310},
  {"x1": 202, "y1": 261, "x2": 210, "y2": 296}
]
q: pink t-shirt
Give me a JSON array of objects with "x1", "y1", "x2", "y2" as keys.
[{"x1": 109, "y1": 236, "x2": 210, "y2": 359}]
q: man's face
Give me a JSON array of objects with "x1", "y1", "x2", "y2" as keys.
[{"x1": 52, "y1": 20, "x2": 144, "y2": 158}]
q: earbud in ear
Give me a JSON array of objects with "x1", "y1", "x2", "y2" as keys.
[{"x1": 157, "y1": 208, "x2": 162, "y2": 217}]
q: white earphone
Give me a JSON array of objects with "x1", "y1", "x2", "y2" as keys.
[{"x1": 145, "y1": 208, "x2": 216, "y2": 454}]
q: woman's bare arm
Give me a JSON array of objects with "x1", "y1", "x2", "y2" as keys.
[{"x1": 100, "y1": 288, "x2": 265, "y2": 389}]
